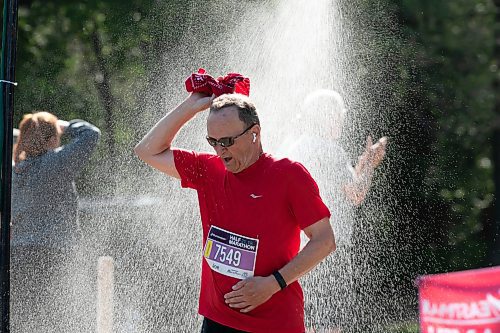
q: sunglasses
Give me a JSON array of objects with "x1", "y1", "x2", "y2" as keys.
[{"x1": 206, "y1": 123, "x2": 256, "y2": 148}]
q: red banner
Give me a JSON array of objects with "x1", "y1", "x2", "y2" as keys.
[{"x1": 418, "y1": 266, "x2": 500, "y2": 333}]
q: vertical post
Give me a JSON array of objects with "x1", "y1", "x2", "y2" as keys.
[
  {"x1": 97, "y1": 256, "x2": 114, "y2": 333},
  {"x1": 492, "y1": 0, "x2": 500, "y2": 266},
  {"x1": 0, "y1": 0, "x2": 19, "y2": 332}
]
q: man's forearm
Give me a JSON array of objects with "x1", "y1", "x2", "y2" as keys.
[
  {"x1": 277, "y1": 229, "x2": 335, "y2": 288},
  {"x1": 135, "y1": 99, "x2": 199, "y2": 155},
  {"x1": 223, "y1": 224, "x2": 335, "y2": 313},
  {"x1": 134, "y1": 93, "x2": 212, "y2": 177},
  {"x1": 343, "y1": 165, "x2": 374, "y2": 205}
]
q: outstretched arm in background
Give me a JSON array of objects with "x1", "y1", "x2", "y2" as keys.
[{"x1": 343, "y1": 136, "x2": 388, "y2": 205}]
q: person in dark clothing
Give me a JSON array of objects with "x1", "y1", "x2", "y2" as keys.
[{"x1": 10, "y1": 111, "x2": 100, "y2": 333}]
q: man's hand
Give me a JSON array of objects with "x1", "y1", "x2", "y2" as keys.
[
  {"x1": 368, "y1": 136, "x2": 388, "y2": 169},
  {"x1": 357, "y1": 136, "x2": 388, "y2": 171},
  {"x1": 224, "y1": 218, "x2": 334, "y2": 313},
  {"x1": 184, "y1": 92, "x2": 215, "y2": 113},
  {"x1": 224, "y1": 275, "x2": 281, "y2": 313},
  {"x1": 353, "y1": 135, "x2": 388, "y2": 179}
]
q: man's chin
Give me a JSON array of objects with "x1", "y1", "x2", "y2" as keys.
[
  {"x1": 223, "y1": 161, "x2": 234, "y2": 171},
  {"x1": 224, "y1": 163, "x2": 241, "y2": 174}
]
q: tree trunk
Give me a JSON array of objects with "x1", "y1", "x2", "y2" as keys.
[
  {"x1": 91, "y1": 31, "x2": 115, "y2": 164},
  {"x1": 91, "y1": 30, "x2": 116, "y2": 192}
]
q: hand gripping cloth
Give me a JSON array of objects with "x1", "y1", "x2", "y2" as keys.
[{"x1": 185, "y1": 68, "x2": 250, "y2": 97}]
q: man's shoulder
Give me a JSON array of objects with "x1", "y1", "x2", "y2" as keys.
[
  {"x1": 264, "y1": 153, "x2": 310, "y2": 175},
  {"x1": 265, "y1": 152, "x2": 293, "y2": 166},
  {"x1": 173, "y1": 148, "x2": 223, "y2": 174},
  {"x1": 173, "y1": 148, "x2": 218, "y2": 161}
]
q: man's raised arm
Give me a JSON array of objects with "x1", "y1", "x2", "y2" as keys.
[{"x1": 134, "y1": 93, "x2": 213, "y2": 178}]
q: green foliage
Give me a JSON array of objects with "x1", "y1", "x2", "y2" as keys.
[
  {"x1": 384, "y1": 321, "x2": 419, "y2": 333},
  {"x1": 385, "y1": 0, "x2": 497, "y2": 270},
  {"x1": 11, "y1": 0, "x2": 194, "y2": 194}
]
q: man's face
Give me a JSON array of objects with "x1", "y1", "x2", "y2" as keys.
[{"x1": 207, "y1": 106, "x2": 258, "y2": 173}]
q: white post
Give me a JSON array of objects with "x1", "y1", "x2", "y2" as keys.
[{"x1": 97, "y1": 256, "x2": 114, "y2": 333}]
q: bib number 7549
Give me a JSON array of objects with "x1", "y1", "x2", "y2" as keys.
[
  {"x1": 214, "y1": 243, "x2": 241, "y2": 267},
  {"x1": 203, "y1": 226, "x2": 258, "y2": 280}
]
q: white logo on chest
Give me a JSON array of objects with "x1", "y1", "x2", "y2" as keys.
[{"x1": 249, "y1": 194, "x2": 263, "y2": 199}]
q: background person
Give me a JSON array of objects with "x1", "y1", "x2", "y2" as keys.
[
  {"x1": 10, "y1": 111, "x2": 100, "y2": 333},
  {"x1": 281, "y1": 89, "x2": 387, "y2": 332},
  {"x1": 135, "y1": 90, "x2": 336, "y2": 333}
]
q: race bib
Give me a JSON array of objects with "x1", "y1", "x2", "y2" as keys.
[{"x1": 203, "y1": 226, "x2": 258, "y2": 279}]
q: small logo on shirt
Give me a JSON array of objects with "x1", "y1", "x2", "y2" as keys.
[{"x1": 250, "y1": 194, "x2": 263, "y2": 199}]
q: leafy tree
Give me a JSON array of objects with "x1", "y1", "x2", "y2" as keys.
[{"x1": 12, "y1": 0, "x2": 194, "y2": 194}]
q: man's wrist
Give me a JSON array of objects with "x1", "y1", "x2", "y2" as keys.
[
  {"x1": 271, "y1": 271, "x2": 287, "y2": 290},
  {"x1": 267, "y1": 274, "x2": 283, "y2": 294}
]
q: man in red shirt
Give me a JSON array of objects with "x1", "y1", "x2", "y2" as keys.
[{"x1": 135, "y1": 92, "x2": 336, "y2": 333}]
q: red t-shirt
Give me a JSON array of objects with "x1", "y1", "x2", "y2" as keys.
[{"x1": 173, "y1": 150, "x2": 330, "y2": 333}]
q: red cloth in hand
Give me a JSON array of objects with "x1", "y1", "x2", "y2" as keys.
[{"x1": 185, "y1": 68, "x2": 250, "y2": 97}]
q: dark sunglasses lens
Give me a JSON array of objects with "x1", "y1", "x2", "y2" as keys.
[
  {"x1": 206, "y1": 137, "x2": 217, "y2": 147},
  {"x1": 219, "y1": 138, "x2": 234, "y2": 147},
  {"x1": 206, "y1": 136, "x2": 235, "y2": 147}
]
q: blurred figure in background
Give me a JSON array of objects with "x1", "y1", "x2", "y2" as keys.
[
  {"x1": 282, "y1": 89, "x2": 387, "y2": 246},
  {"x1": 10, "y1": 111, "x2": 100, "y2": 333},
  {"x1": 282, "y1": 89, "x2": 387, "y2": 332}
]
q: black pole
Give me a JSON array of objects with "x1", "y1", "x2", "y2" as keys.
[
  {"x1": 0, "y1": 0, "x2": 19, "y2": 332},
  {"x1": 491, "y1": 0, "x2": 500, "y2": 266}
]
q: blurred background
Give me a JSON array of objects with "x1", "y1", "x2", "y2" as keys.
[{"x1": 3, "y1": 0, "x2": 500, "y2": 332}]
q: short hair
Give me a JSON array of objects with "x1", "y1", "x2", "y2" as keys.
[
  {"x1": 14, "y1": 111, "x2": 59, "y2": 165},
  {"x1": 210, "y1": 94, "x2": 260, "y2": 127}
]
